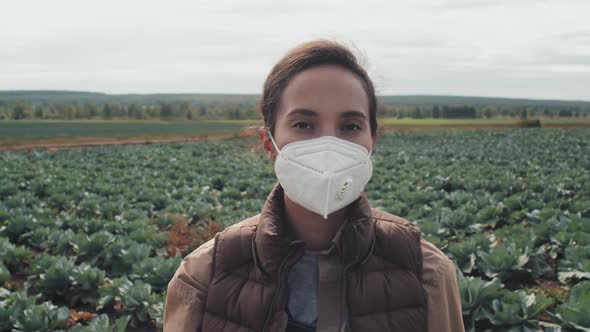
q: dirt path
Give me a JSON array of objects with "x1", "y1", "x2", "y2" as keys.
[{"x1": 0, "y1": 130, "x2": 259, "y2": 151}]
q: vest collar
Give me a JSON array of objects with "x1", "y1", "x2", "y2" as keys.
[{"x1": 254, "y1": 181, "x2": 375, "y2": 277}]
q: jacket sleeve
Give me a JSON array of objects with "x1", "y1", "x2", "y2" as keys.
[
  {"x1": 420, "y1": 238, "x2": 465, "y2": 332},
  {"x1": 163, "y1": 238, "x2": 215, "y2": 332}
]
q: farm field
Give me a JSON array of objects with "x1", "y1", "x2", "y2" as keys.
[
  {"x1": 0, "y1": 128, "x2": 589, "y2": 331},
  {"x1": 2, "y1": 118, "x2": 590, "y2": 150},
  {"x1": 0, "y1": 120, "x2": 258, "y2": 149}
]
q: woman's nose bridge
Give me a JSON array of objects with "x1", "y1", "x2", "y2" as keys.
[{"x1": 317, "y1": 122, "x2": 338, "y2": 137}]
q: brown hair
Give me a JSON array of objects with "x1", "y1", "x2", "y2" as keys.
[{"x1": 260, "y1": 39, "x2": 378, "y2": 136}]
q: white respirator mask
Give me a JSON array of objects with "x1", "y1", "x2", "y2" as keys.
[{"x1": 267, "y1": 131, "x2": 373, "y2": 219}]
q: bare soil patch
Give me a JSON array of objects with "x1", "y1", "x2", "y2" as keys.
[{"x1": 0, "y1": 129, "x2": 258, "y2": 151}]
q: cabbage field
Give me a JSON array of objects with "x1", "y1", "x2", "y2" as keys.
[{"x1": 1, "y1": 128, "x2": 589, "y2": 331}]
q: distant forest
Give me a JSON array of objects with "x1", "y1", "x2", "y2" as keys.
[{"x1": 1, "y1": 90, "x2": 589, "y2": 121}]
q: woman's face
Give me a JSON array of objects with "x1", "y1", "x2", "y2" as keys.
[{"x1": 262, "y1": 64, "x2": 376, "y2": 160}]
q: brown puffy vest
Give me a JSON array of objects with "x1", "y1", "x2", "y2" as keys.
[{"x1": 201, "y1": 183, "x2": 427, "y2": 331}]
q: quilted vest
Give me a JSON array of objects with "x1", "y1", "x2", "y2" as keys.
[{"x1": 201, "y1": 183, "x2": 427, "y2": 332}]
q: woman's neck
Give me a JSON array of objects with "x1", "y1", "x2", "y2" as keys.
[{"x1": 283, "y1": 194, "x2": 347, "y2": 251}]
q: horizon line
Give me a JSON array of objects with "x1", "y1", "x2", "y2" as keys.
[{"x1": 0, "y1": 89, "x2": 589, "y2": 103}]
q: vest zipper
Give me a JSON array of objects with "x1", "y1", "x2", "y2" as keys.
[
  {"x1": 262, "y1": 242, "x2": 303, "y2": 332},
  {"x1": 339, "y1": 261, "x2": 354, "y2": 331},
  {"x1": 340, "y1": 223, "x2": 360, "y2": 332}
]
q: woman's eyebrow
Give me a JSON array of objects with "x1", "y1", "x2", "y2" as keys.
[
  {"x1": 340, "y1": 110, "x2": 367, "y2": 120},
  {"x1": 286, "y1": 108, "x2": 319, "y2": 118},
  {"x1": 286, "y1": 109, "x2": 367, "y2": 119}
]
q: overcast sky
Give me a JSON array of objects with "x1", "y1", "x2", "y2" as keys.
[{"x1": 2, "y1": 0, "x2": 589, "y2": 100}]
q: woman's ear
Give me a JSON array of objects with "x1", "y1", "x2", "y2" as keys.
[{"x1": 257, "y1": 127, "x2": 277, "y2": 161}]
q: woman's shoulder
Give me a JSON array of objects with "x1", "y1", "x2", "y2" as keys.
[
  {"x1": 370, "y1": 207, "x2": 420, "y2": 231},
  {"x1": 420, "y1": 237, "x2": 464, "y2": 332},
  {"x1": 223, "y1": 213, "x2": 261, "y2": 232},
  {"x1": 420, "y1": 237, "x2": 456, "y2": 288},
  {"x1": 370, "y1": 208, "x2": 456, "y2": 287},
  {"x1": 174, "y1": 214, "x2": 262, "y2": 288}
]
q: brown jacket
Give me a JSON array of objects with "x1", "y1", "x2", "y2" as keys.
[{"x1": 164, "y1": 184, "x2": 464, "y2": 332}]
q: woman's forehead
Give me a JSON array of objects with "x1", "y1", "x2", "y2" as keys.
[{"x1": 278, "y1": 65, "x2": 369, "y2": 119}]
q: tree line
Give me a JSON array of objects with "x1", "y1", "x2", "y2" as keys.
[
  {"x1": 377, "y1": 105, "x2": 587, "y2": 119},
  {"x1": 1, "y1": 102, "x2": 588, "y2": 121},
  {"x1": 2, "y1": 102, "x2": 260, "y2": 121}
]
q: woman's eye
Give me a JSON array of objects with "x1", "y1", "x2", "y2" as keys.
[
  {"x1": 292, "y1": 122, "x2": 311, "y2": 129},
  {"x1": 344, "y1": 123, "x2": 361, "y2": 131}
]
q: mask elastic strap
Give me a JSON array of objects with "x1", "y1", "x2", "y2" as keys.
[{"x1": 267, "y1": 130, "x2": 281, "y2": 156}]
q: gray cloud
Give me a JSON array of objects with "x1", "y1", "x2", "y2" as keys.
[
  {"x1": 560, "y1": 31, "x2": 590, "y2": 39},
  {"x1": 435, "y1": 0, "x2": 555, "y2": 10},
  {"x1": 536, "y1": 54, "x2": 590, "y2": 67},
  {"x1": 1, "y1": 0, "x2": 589, "y2": 100}
]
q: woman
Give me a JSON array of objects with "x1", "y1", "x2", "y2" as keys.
[{"x1": 164, "y1": 40, "x2": 464, "y2": 332}]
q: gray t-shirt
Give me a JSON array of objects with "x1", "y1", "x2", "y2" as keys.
[{"x1": 287, "y1": 251, "x2": 320, "y2": 330}]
